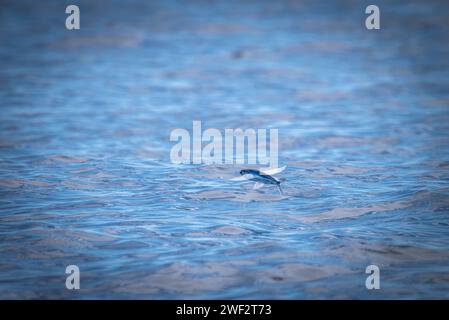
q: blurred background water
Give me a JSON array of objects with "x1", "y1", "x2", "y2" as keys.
[{"x1": 1, "y1": 0, "x2": 449, "y2": 299}]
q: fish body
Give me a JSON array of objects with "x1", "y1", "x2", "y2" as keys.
[
  {"x1": 239, "y1": 169, "x2": 280, "y2": 185},
  {"x1": 239, "y1": 169, "x2": 283, "y2": 195},
  {"x1": 230, "y1": 166, "x2": 286, "y2": 195}
]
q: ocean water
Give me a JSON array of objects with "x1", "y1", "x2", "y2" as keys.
[{"x1": 1, "y1": 0, "x2": 449, "y2": 299}]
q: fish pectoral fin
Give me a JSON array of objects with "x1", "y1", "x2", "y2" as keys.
[
  {"x1": 230, "y1": 174, "x2": 253, "y2": 181},
  {"x1": 259, "y1": 165, "x2": 286, "y2": 176},
  {"x1": 253, "y1": 182, "x2": 265, "y2": 190}
]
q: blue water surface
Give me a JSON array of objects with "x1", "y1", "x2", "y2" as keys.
[{"x1": 1, "y1": 0, "x2": 449, "y2": 299}]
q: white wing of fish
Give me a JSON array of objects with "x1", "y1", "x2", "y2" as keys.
[
  {"x1": 229, "y1": 174, "x2": 254, "y2": 181},
  {"x1": 253, "y1": 182, "x2": 265, "y2": 189},
  {"x1": 258, "y1": 165, "x2": 286, "y2": 176}
]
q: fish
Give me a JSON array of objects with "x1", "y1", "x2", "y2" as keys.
[{"x1": 231, "y1": 166, "x2": 286, "y2": 195}]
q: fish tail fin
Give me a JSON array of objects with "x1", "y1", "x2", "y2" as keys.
[{"x1": 277, "y1": 184, "x2": 283, "y2": 196}]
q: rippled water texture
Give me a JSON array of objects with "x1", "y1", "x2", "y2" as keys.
[{"x1": 1, "y1": 0, "x2": 449, "y2": 299}]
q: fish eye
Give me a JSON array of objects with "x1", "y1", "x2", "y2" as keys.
[{"x1": 239, "y1": 170, "x2": 244, "y2": 175}]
